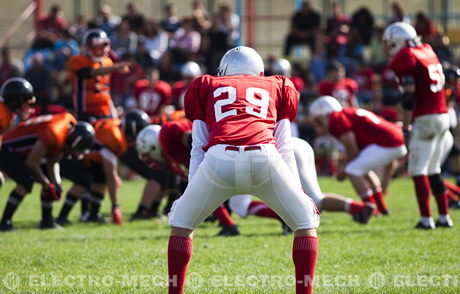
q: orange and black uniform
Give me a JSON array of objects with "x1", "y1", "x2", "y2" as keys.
[
  {"x1": 0, "y1": 113, "x2": 76, "y2": 191},
  {"x1": 150, "y1": 110, "x2": 186, "y2": 126},
  {"x1": 0, "y1": 100, "x2": 15, "y2": 136},
  {"x1": 67, "y1": 54, "x2": 113, "y2": 120}
]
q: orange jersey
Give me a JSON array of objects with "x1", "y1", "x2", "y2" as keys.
[
  {"x1": 0, "y1": 100, "x2": 15, "y2": 136},
  {"x1": 84, "y1": 118, "x2": 128, "y2": 164},
  {"x1": 67, "y1": 54, "x2": 113, "y2": 117},
  {"x1": 150, "y1": 110, "x2": 186, "y2": 126},
  {"x1": 2, "y1": 113, "x2": 76, "y2": 158}
]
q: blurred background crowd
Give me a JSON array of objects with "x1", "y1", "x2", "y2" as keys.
[{"x1": 0, "y1": 0, "x2": 459, "y2": 175}]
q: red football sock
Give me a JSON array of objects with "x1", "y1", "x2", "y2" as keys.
[
  {"x1": 447, "y1": 189, "x2": 459, "y2": 202},
  {"x1": 293, "y1": 236, "x2": 318, "y2": 294},
  {"x1": 345, "y1": 199, "x2": 366, "y2": 215},
  {"x1": 248, "y1": 201, "x2": 280, "y2": 219},
  {"x1": 212, "y1": 205, "x2": 236, "y2": 226},
  {"x1": 359, "y1": 189, "x2": 375, "y2": 203},
  {"x1": 444, "y1": 180, "x2": 460, "y2": 196},
  {"x1": 372, "y1": 186, "x2": 388, "y2": 213},
  {"x1": 168, "y1": 236, "x2": 193, "y2": 294},
  {"x1": 413, "y1": 175, "x2": 431, "y2": 217},
  {"x1": 435, "y1": 192, "x2": 449, "y2": 215}
]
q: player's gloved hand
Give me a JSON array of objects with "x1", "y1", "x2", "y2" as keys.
[
  {"x1": 111, "y1": 205, "x2": 123, "y2": 225},
  {"x1": 42, "y1": 183, "x2": 60, "y2": 201}
]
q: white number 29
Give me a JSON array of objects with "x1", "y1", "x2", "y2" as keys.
[
  {"x1": 213, "y1": 86, "x2": 269, "y2": 122},
  {"x1": 428, "y1": 64, "x2": 445, "y2": 93}
]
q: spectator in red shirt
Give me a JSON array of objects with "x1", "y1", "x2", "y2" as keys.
[
  {"x1": 0, "y1": 47, "x2": 22, "y2": 87},
  {"x1": 325, "y1": 1, "x2": 351, "y2": 58},
  {"x1": 414, "y1": 12, "x2": 438, "y2": 43},
  {"x1": 33, "y1": 4, "x2": 68, "y2": 49}
]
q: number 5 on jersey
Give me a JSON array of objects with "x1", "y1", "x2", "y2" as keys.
[{"x1": 214, "y1": 86, "x2": 269, "y2": 122}]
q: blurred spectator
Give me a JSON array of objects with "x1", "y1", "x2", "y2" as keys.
[
  {"x1": 216, "y1": 4, "x2": 240, "y2": 46},
  {"x1": 52, "y1": 29, "x2": 80, "y2": 71},
  {"x1": 414, "y1": 12, "x2": 438, "y2": 43},
  {"x1": 160, "y1": 3, "x2": 181, "y2": 35},
  {"x1": 283, "y1": 1, "x2": 321, "y2": 57},
  {"x1": 387, "y1": 1, "x2": 409, "y2": 24},
  {"x1": 431, "y1": 33, "x2": 453, "y2": 63},
  {"x1": 122, "y1": 2, "x2": 145, "y2": 33},
  {"x1": 97, "y1": 4, "x2": 121, "y2": 38},
  {"x1": 369, "y1": 27, "x2": 387, "y2": 71},
  {"x1": 192, "y1": 0, "x2": 211, "y2": 34},
  {"x1": 343, "y1": 27, "x2": 364, "y2": 65},
  {"x1": 111, "y1": 19, "x2": 138, "y2": 56},
  {"x1": 170, "y1": 17, "x2": 201, "y2": 64},
  {"x1": 351, "y1": 7, "x2": 374, "y2": 45},
  {"x1": 141, "y1": 20, "x2": 169, "y2": 64},
  {"x1": 380, "y1": 64, "x2": 400, "y2": 106},
  {"x1": 318, "y1": 61, "x2": 359, "y2": 108},
  {"x1": 69, "y1": 14, "x2": 87, "y2": 43},
  {"x1": 33, "y1": 4, "x2": 68, "y2": 49},
  {"x1": 25, "y1": 53, "x2": 53, "y2": 109},
  {"x1": 110, "y1": 54, "x2": 144, "y2": 107},
  {"x1": 0, "y1": 47, "x2": 22, "y2": 87},
  {"x1": 325, "y1": 1, "x2": 351, "y2": 58},
  {"x1": 202, "y1": 16, "x2": 231, "y2": 75},
  {"x1": 132, "y1": 67, "x2": 172, "y2": 116},
  {"x1": 354, "y1": 62, "x2": 376, "y2": 105}
]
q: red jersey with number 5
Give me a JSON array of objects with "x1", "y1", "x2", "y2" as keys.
[
  {"x1": 184, "y1": 75, "x2": 298, "y2": 151},
  {"x1": 328, "y1": 108, "x2": 404, "y2": 149},
  {"x1": 390, "y1": 43, "x2": 447, "y2": 119}
]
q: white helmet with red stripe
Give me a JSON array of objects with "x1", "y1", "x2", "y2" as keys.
[
  {"x1": 383, "y1": 22, "x2": 418, "y2": 57},
  {"x1": 217, "y1": 46, "x2": 264, "y2": 76},
  {"x1": 309, "y1": 95, "x2": 342, "y2": 117}
]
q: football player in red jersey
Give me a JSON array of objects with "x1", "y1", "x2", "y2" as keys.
[
  {"x1": 318, "y1": 61, "x2": 359, "y2": 108},
  {"x1": 309, "y1": 96, "x2": 407, "y2": 215},
  {"x1": 0, "y1": 113, "x2": 95, "y2": 231},
  {"x1": 172, "y1": 62, "x2": 202, "y2": 110},
  {"x1": 133, "y1": 67, "x2": 172, "y2": 116},
  {"x1": 164, "y1": 46, "x2": 319, "y2": 294},
  {"x1": 384, "y1": 22, "x2": 454, "y2": 229}
]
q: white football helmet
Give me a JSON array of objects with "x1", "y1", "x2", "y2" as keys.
[
  {"x1": 217, "y1": 46, "x2": 264, "y2": 76},
  {"x1": 136, "y1": 125, "x2": 163, "y2": 162},
  {"x1": 181, "y1": 61, "x2": 202, "y2": 78},
  {"x1": 309, "y1": 96, "x2": 343, "y2": 117},
  {"x1": 272, "y1": 58, "x2": 292, "y2": 77},
  {"x1": 383, "y1": 22, "x2": 418, "y2": 57}
]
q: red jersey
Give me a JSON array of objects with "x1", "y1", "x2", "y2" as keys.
[
  {"x1": 172, "y1": 81, "x2": 187, "y2": 110},
  {"x1": 328, "y1": 108, "x2": 404, "y2": 149},
  {"x1": 2, "y1": 113, "x2": 76, "y2": 158},
  {"x1": 318, "y1": 78, "x2": 358, "y2": 108},
  {"x1": 185, "y1": 75, "x2": 298, "y2": 151},
  {"x1": 159, "y1": 119, "x2": 192, "y2": 179},
  {"x1": 0, "y1": 100, "x2": 14, "y2": 136},
  {"x1": 67, "y1": 54, "x2": 114, "y2": 117},
  {"x1": 133, "y1": 79, "x2": 172, "y2": 116},
  {"x1": 84, "y1": 118, "x2": 129, "y2": 165},
  {"x1": 355, "y1": 66, "x2": 375, "y2": 91},
  {"x1": 390, "y1": 43, "x2": 447, "y2": 118}
]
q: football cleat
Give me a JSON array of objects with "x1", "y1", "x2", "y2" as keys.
[
  {"x1": 38, "y1": 220, "x2": 64, "y2": 230},
  {"x1": 86, "y1": 214, "x2": 108, "y2": 224},
  {"x1": 130, "y1": 209, "x2": 152, "y2": 221},
  {"x1": 0, "y1": 220, "x2": 14, "y2": 232},
  {"x1": 448, "y1": 201, "x2": 460, "y2": 210},
  {"x1": 414, "y1": 221, "x2": 435, "y2": 230},
  {"x1": 353, "y1": 203, "x2": 376, "y2": 224},
  {"x1": 79, "y1": 211, "x2": 90, "y2": 222},
  {"x1": 216, "y1": 225, "x2": 240, "y2": 237},
  {"x1": 436, "y1": 216, "x2": 454, "y2": 228},
  {"x1": 281, "y1": 221, "x2": 293, "y2": 235},
  {"x1": 55, "y1": 218, "x2": 72, "y2": 226}
]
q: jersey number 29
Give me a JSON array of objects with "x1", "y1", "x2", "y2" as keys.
[{"x1": 213, "y1": 86, "x2": 269, "y2": 122}]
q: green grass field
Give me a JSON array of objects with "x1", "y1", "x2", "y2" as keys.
[{"x1": 0, "y1": 177, "x2": 459, "y2": 293}]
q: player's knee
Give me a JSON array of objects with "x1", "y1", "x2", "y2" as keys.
[
  {"x1": 294, "y1": 228, "x2": 317, "y2": 237},
  {"x1": 428, "y1": 174, "x2": 446, "y2": 196},
  {"x1": 170, "y1": 226, "x2": 193, "y2": 239}
]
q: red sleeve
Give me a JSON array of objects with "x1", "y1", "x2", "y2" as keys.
[
  {"x1": 391, "y1": 49, "x2": 417, "y2": 79},
  {"x1": 159, "y1": 81, "x2": 172, "y2": 106},
  {"x1": 328, "y1": 111, "x2": 352, "y2": 139},
  {"x1": 277, "y1": 77, "x2": 299, "y2": 122},
  {"x1": 318, "y1": 80, "x2": 333, "y2": 95},
  {"x1": 133, "y1": 80, "x2": 148, "y2": 99},
  {"x1": 346, "y1": 78, "x2": 359, "y2": 94},
  {"x1": 184, "y1": 76, "x2": 209, "y2": 121}
]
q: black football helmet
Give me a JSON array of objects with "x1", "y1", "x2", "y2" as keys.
[
  {"x1": 83, "y1": 28, "x2": 110, "y2": 61},
  {"x1": 0, "y1": 77, "x2": 35, "y2": 111},
  {"x1": 121, "y1": 109, "x2": 150, "y2": 143},
  {"x1": 66, "y1": 121, "x2": 96, "y2": 153}
]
